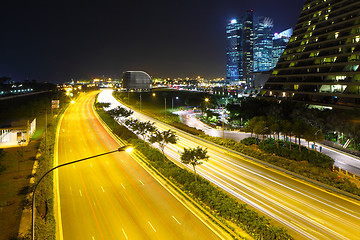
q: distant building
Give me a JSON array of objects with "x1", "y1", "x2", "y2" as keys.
[
  {"x1": 0, "y1": 119, "x2": 36, "y2": 148},
  {"x1": 262, "y1": 0, "x2": 360, "y2": 109},
  {"x1": 272, "y1": 28, "x2": 293, "y2": 69},
  {"x1": 226, "y1": 19, "x2": 243, "y2": 85},
  {"x1": 243, "y1": 10, "x2": 254, "y2": 86},
  {"x1": 254, "y1": 16, "x2": 274, "y2": 72},
  {"x1": 122, "y1": 71, "x2": 152, "y2": 91}
]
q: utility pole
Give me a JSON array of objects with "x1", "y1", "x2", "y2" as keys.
[
  {"x1": 139, "y1": 92, "x2": 142, "y2": 112},
  {"x1": 164, "y1": 97, "x2": 167, "y2": 119}
]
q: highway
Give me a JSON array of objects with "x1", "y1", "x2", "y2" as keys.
[
  {"x1": 55, "y1": 91, "x2": 224, "y2": 240},
  {"x1": 175, "y1": 109, "x2": 360, "y2": 176},
  {"x1": 99, "y1": 89, "x2": 360, "y2": 240}
]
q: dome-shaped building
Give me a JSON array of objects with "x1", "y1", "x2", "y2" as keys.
[{"x1": 122, "y1": 71, "x2": 152, "y2": 91}]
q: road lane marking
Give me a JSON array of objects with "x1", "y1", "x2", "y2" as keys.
[
  {"x1": 101, "y1": 186, "x2": 105, "y2": 192},
  {"x1": 148, "y1": 221, "x2": 156, "y2": 232},
  {"x1": 121, "y1": 183, "x2": 125, "y2": 189},
  {"x1": 122, "y1": 228, "x2": 128, "y2": 239},
  {"x1": 172, "y1": 216, "x2": 181, "y2": 224},
  {"x1": 139, "y1": 180, "x2": 144, "y2": 185},
  {"x1": 79, "y1": 190, "x2": 82, "y2": 197}
]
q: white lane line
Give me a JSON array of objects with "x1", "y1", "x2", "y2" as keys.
[
  {"x1": 79, "y1": 190, "x2": 82, "y2": 197},
  {"x1": 90, "y1": 163, "x2": 93, "y2": 167},
  {"x1": 172, "y1": 216, "x2": 181, "y2": 225},
  {"x1": 101, "y1": 186, "x2": 105, "y2": 192},
  {"x1": 148, "y1": 221, "x2": 156, "y2": 232},
  {"x1": 106, "y1": 161, "x2": 109, "y2": 165},
  {"x1": 139, "y1": 180, "x2": 144, "y2": 185},
  {"x1": 122, "y1": 228, "x2": 128, "y2": 239},
  {"x1": 121, "y1": 184, "x2": 125, "y2": 189}
]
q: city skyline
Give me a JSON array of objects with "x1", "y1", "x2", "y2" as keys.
[{"x1": 1, "y1": 1, "x2": 304, "y2": 83}]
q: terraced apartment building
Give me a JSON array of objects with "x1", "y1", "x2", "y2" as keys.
[{"x1": 262, "y1": 0, "x2": 360, "y2": 109}]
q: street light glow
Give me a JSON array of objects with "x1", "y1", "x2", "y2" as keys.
[{"x1": 125, "y1": 147, "x2": 133, "y2": 153}]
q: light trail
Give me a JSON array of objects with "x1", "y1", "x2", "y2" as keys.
[{"x1": 98, "y1": 89, "x2": 360, "y2": 239}]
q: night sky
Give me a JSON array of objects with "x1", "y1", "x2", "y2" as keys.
[{"x1": 1, "y1": 0, "x2": 304, "y2": 83}]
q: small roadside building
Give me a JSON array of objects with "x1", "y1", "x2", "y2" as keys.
[
  {"x1": 0, "y1": 118, "x2": 36, "y2": 148},
  {"x1": 122, "y1": 71, "x2": 152, "y2": 91}
]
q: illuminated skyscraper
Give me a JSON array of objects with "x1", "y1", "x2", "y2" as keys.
[
  {"x1": 226, "y1": 19, "x2": 243, "y2": 84},
  {"x1": 243, "y1": 10, "x2": 254, "y2": 86},
  {"x1": 262, "y1": 0, "x2": 360, "y2": 109},
  {"x1": 272, "y1": 28, "x2": 293, "y2": 69},
  {"x1": 254, "y1": 16, "x2": 274, "y2": 72}
]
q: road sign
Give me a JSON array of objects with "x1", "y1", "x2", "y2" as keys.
[{"x1": 52, "y1": 100, "x2": 59, "y2": 109}]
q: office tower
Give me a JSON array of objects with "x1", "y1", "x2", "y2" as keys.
[
  {"x1": 243, "y1": 10, "x2": 254, "y2": 86},
  {"x1": 254, "y1": 16, "x2": 274, "y2": 72},
  {"x1": 272, "y1": 28, "x2": 293, "y2": 69},
  {"x1": 262, "y1": 0, "x2": 360, "y2": 109},
  {"x1": 226, "y1": 19, "x2": 243, "y2": 85}
]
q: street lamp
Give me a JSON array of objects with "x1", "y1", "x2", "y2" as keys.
[
  {"x1": 172, "y1": 96, "x2": 178, "y2": 111},
  {"x1": 31, "y1": 145, "x2": 133, "y2": 240}
]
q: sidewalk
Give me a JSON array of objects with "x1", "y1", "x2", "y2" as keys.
[{"x1": 175, "y1": 110, "x2": 360, "y2": 177}]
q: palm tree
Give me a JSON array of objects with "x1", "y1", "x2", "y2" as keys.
[
  {"x1": 149, "y1": 129, "x2": 177, "y2": 163},
  {"x1": 180, "y1": 146, "x2": 209, "y2": 182}
]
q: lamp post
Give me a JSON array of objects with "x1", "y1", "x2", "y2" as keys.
[
  {"x1": 139, "y1": 92, "x2": 142, "y2": 112},
  {"x1": 171, "y1": 96, "x2": 178, "y2": 111},
  {"x1": 164, "y1": 97, "x2": 167, "y2": 119},
  {"x1": 31, "y1": 145, "x2": 133, "y2": 240}
]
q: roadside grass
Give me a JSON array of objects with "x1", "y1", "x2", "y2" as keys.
[
  {"x1": 0, "y1": 125, "x2": 43, "y2": 240},
  {"x1": 0, "y1": 92, "x2": 68, "y2": 240}
]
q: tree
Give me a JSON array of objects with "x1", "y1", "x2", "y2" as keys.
[
  {"x1": 253, "y1": 120, "x2": 268, "y2": 144},
  {"x1": 149, "y1": 129, "x2": 178, "y2": 163},
  {"x1": 126, "y1": 119, "x2": 156, "y2": 146},
  {"x1": 292, "y1": 119, "x2": 306, "y2": 151},
  {"x1": 107, "y1": 106, "x2": 133, "y2": 119},
  {"x1": 245, "y1": 117, "x2": 259, "y2": 137},
  {"x1": 95, "y1": 102, "x2": 110, "y2": 109},
  {"x1": 304, "y1": 126, "x2": 316, "y2": 153},
  {"x1": 269, "y1": 121, "x2": 281, "y2": 149},
  {"x1": 180, "y1": 146, "x2": 209, "y2": 182},
  {"x1": 281, "y1": 120, "x2": 293, "y2": 150}
]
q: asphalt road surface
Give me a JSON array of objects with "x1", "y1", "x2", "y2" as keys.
[
  {"x1": 55, "y1": 91, "x2": 224, "y2": 240},
  {"x1": 99, "y1": 89, "x2": 360, "y2": 240}
]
